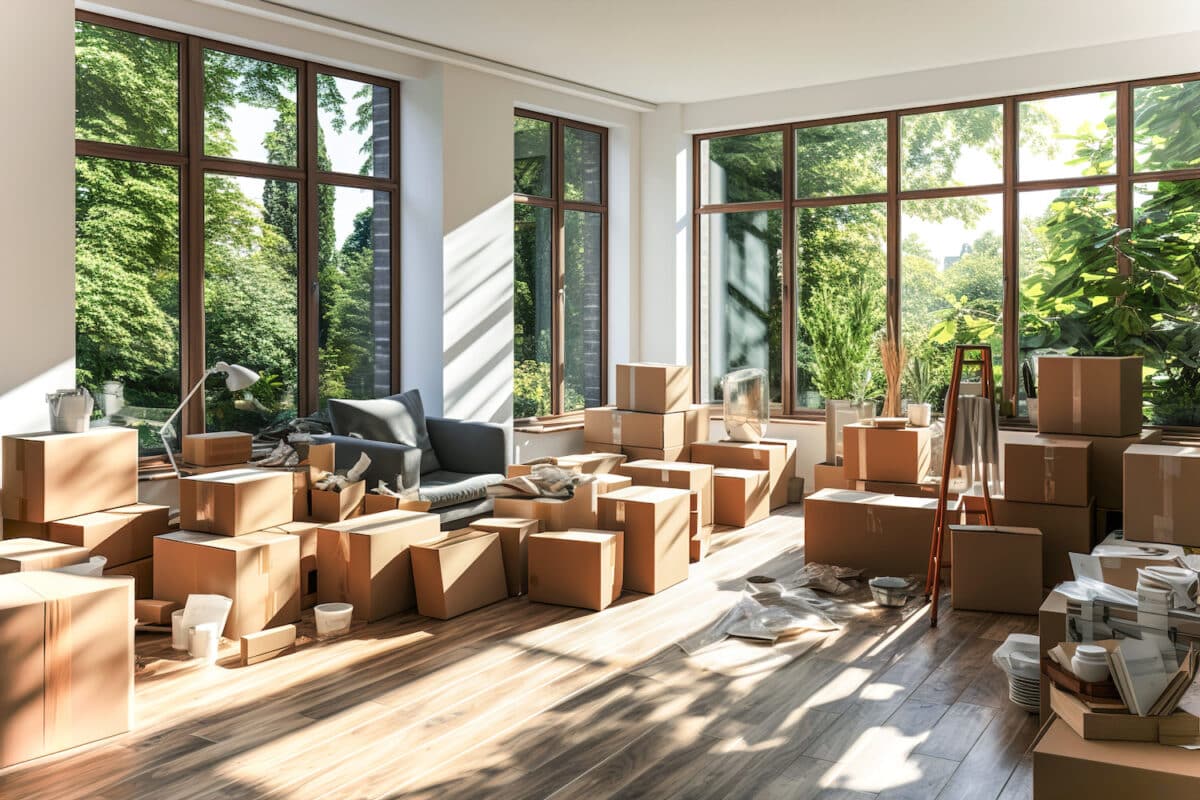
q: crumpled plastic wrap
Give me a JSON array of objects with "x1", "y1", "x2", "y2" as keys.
[
  {"x1": 677, "y1": 584, "x2": 842, "y2": 655},
  {"x1": 786, "y1": 563, "x2": 863, "y2": 596}
]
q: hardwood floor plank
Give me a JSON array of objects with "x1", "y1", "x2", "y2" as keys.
[
  {"x1": 914, "y1": 702, "x2": 996, "y2": 762},
  {"x1": 934, "y1": 704, "x2": 1039, "y2": 800}
]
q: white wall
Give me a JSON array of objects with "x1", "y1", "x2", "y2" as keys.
[{"x1": 0, "y1": 1, "x2": 76, "y2": 453}]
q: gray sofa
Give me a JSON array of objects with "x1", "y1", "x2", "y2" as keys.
[{"x1": 315, "y1": 389, "x2": 510, "y2": 527}]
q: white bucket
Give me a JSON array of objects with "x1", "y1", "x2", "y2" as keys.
[
  {"x1": 314, "y1": 602, "x2": 353, "y2": 638},
  {"x1": 171, "y1": 610, "x2": 188, "y2": 650},
  {"x1": 907, "y1": 402, "x2": 932, "y2": 428}
]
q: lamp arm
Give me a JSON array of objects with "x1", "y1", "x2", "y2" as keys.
[{"x1": 160, "y1": 367, "x2": 217, "y2": 477}]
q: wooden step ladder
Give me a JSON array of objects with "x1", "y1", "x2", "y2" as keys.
[{"x1": 925, "y1": 344, "x2": 997, "y2": 628}]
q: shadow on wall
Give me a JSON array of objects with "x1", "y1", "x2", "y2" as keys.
[
  {"x1": 0, "y1": 358, "x2": 77, "y2": 477},
  {"x1": 443, "y1": 196, "x2": 515, "y2": 426}
]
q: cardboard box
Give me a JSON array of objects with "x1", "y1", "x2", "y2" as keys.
[
  {"x1": 2, "y1": 519, "x2": 49, "y2": 539},
  {"x1": 310, "y1": 480, "x2": 366, "y2": 523},
  {"x1": 691, "y1": 522, "x2": 713, "y2": 562},
  {"x1": 134, "y1": 598, "x2": 179, "y2": 625},
  {"x1": 617, "y1": 460, "x2": 714, "y2": 526},
  {"x1": 153, "y1": 530, "x2": 300, "y2": 638},
  {"x1": 1037, "y1": 355, "x2": 1143, "y2": 437},
  {"x1": 993, "y1": 496, "x2": 1095, "y2": 586},
  {"x1": 691, "y1": 441, "x2": 787, "y2": 509},
  {"x1": 361, "y1": 494, "x2": 431, "y2": 515},
  {"x1": 1034, "y1": 719, "x2": 1200, "y2": 798},
  {"x1": 1089, "y1": 534, "x2": 1196, "y2": 591},
  {"x1": 179, "y1": 468, "x2": 294, "y2": 536},
  {"x1": 527, "y1": 530, "x2": 623, "y2": 611},
  {"x1": 261, "y1": 521, "x2": 322, "y2": 610},
  {"x1": 411, "y1": 530, "x2": 508, "y2": 619},
  {"x1": 492, "y1": 474, "x2": 632, "y2": 531},
  {"x1": 305, "y1": 441, "x2": 336, "y2": 475},
  {"x1": 757, "y1": 438, "x2": 799, "y2": 508},
  {"x1": 813, "y1": 462, "x2": 853, "y2": 492},
  {"x1": 712, "y1": 468, "x2": 770, "y2": 527},
  {"x1": 1003, "y1": 438, "x2": 1091, "y2": 506},
  {"x1": 803, "y1": 489, "x2": 938, "y2": 578},
  {"x1": 1004, "y1": 429, "x2": 1160, "y2": 510},
  {"x1": 1123, "y1": 444, "x2": 1200, "y2": 546},
  {"x1": 841, "y1": 424, "x2": 932, "y2": 485},
  {"x1": 316, "y1": 510, "x2": 443, "y2": 621},
  {"x1": 584, "y1": 407, "x2": 687, "y2": 450},
  {"x1": 584, "y1": 441, "x2": 689, "y2": 463},
  {"x1": 0, "y1": 538, "x2": 90, "y2": 573},
  {"x1": 48, "y1": 503, "x2": 169, "y2": 567},
  {"x1": 597, "y1": 486, "x2": 691, "y2": 594},
  {"x1": 1049, "y1": 684, "x2": 1172, "y2": 743},
  {"x1": 558, "y1": 452, "x2": 627, "y2": 474},
  {"x1": 103, "y1": 556, "x2": 152, "y2": 599},
  {"x1": 2, "y1": 428, "x2": 138, "y2": 523},
  {"x1": 616, "y1": 363, "x2": 692, "y2": 414},
  {"x1": 182, "y1": 431, "x2": 252, "y2": 466},
  {"x1": 683, "y1": 404, "x2": 711, "y2": 445},
  {"x1": 0, "y1": 571, "x2": 133, "y2": 769},
  {"x1": 471, "y1": 517, "x2": 539, "y2": 596},
  {"x1": 949, "y1": 525, "x2": 1042, "y2": 615},
  {"x1": 240, "y1": 624, "x2": 297, "y2": 666}
]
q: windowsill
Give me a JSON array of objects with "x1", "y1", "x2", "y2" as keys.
[{"x1": 513, "y1": 411, "x2": 586, "y2": 434}]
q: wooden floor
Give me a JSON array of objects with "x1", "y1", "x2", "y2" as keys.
[{"x1": 0, "y1": 505, "x2": 1040, "y2": 800}]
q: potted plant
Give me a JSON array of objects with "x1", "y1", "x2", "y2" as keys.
[
  {"x1": 801, "y1": 282, "x2": 883, "y2": 462},
  {"x1": 903, "y1": 355, "x2": 935, "y2": 427}
]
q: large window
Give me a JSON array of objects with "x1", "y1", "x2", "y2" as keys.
[
  {"x1": 695, "y1": 76, "x2": 1200, "y2": 427},
  {"x1": 75, "y1": 13, "x2": 399, "y2": 455},
  {"x1": 513, "y1": 111, "x2": 607, "y2": 418}
]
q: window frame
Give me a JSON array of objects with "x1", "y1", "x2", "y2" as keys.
[
  {"x1": 692, "y1": 72, "x2": 1200, "y2": 427},
  {"x1": 75, "y1": 11, "x2": 401, "y2": 456},
  {"x1": 513, "y1": 109, "x2": 608, "y2": 420}
]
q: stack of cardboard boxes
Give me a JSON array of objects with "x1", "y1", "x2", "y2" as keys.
[
  {"x1": 583, "y1": 363, "x2": 709, "y2": 462},
  {"x1": 0, "y1": 428, "x2": 145, "y2": 768},
  {"x1": 2, "y1": 428, "x2": 170, "y2": 598}
]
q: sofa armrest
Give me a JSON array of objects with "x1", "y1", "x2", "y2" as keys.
[
  {"x1": 312, "y1": 434, "x2": 422, "y2": 492},
  {"x1": 425, "y1": 417, "x2": 511, "y2": 476}
]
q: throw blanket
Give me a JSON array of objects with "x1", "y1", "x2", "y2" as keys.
[{"x1": 946, "y1": 395, "x2": 1001, "y2": 496}]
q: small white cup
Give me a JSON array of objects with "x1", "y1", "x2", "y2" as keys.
[
  {"x1": 188, "y1": 622, "x2": 221, "y2": 664},
  {"x1": 171, "y1": 609, "x2": 188, "y2": 651},
  {"x1": 1071, "y1": 645, "x2": 1111, "y2": 684}
]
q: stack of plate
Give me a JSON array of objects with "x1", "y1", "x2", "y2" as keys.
[{"x1": 993, "y1": 633, "x2": 1042, "y2": 714}]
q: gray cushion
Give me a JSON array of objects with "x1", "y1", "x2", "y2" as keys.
[
  {"x1": 327, "y1": 390, "x2": 441, "y2": 474},
  {"x1": 419, "y1": 470, "x2": 504, "y2": 510}
]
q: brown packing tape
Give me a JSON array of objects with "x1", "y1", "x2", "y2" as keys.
[
  {"x1": 628, "y1": 368, "x2": 636, "y2": 408},
  {"x1": 614, "y1": 500, "x2": 625, "y2": 525},
  {"x1": 854, "y1": 428, "x2": 867, "y2": 480},
  {"x1": 195, "y1": 482, "x2": 216, "y2": 532},
  {"x1": 1043, "y1": 447, "x2": 1057, "y2": 504},
  {"x1": 866, "y1": 506, "x2": 881, "y2": 536},
  {"x1": 611, "y1": 413, "x2": 622, "y2": 445},
  {"x1": 1071, "y1": 359, "x2": 1083, "y2": 434},
  {"x1": 1153, "y1": 457, "x2": 1179, "y2": 543},
  {"x1": 44, "y1": 596, "x2": 70, "y2": 750}
]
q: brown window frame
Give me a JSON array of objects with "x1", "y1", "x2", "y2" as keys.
[
  {"x1": 75, "y1": 10, "x2": 401, "y2": 460},
  {"x1": 514, "y1": 109, "x2": 609, "y2": 420},
  {"x1": 693, "y1": 73, "x2": 1200, "y2": 426}
]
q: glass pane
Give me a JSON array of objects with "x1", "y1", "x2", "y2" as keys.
[
  {"x1": 1017, "y1": 187, "x2": 1118, "y2": 414},
  {"x1": 699, "y1": 210, "x2": 783, "y2": 403},
  {"x1": 513, "y1": 203, "x2": 553, "y2": 417},
  {"x1": 700, "y1": 131, "x2": 784, "y2": 205},
  {"x1": 1134, "y1": 81, "x2": 1200, "y2": 172},
  {"x1": 794, "y1": 204, "x2": 887, "y2": 410},
  {"x1": 514, "y1": 116, "x2": 552, "y2": 197},
  {"x1": 318, "y1": 186, "x2": 391, "y2": 405},
  {"x1": 564, "y1": 126, "x2": 602, "y2": 203},
  {"x1": 75, "y1": 156, "x2": 180, "y2": 455},
  {"x1": 204, "y1": 174, "x2": 298, "y2": 432},
  {"x1": 564, "y1": 211, "x2": 603, "y2": 412},
  {"x1": 900, "y1": 195, "x2": 1003, "y2": 411},
  {"x1": 901, "y1": 104, "x2": 1003, "y2": 191},
  {"x1": 203, "y1": 49, "x2": 298, "y2": 165},
  {"x1": 1019, "y1": 92, "x2": 1116, "y2": 181},
  {"x1": 75, "y1": 21, "x2": 179, "y2": 151},
  {"x1": 794, "y1": 119, "x2": 887, "y2": 198},
  {"x1": 1131, "y1": 180, "x2": 1200, "y2": 425},
  {"x1": 316, "y1": 73, "x2": 390, "y2": 177}
]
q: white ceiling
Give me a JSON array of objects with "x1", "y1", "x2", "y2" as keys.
[{"x1": 269, "y1": 0, "x2": 1200, "y2": 105}]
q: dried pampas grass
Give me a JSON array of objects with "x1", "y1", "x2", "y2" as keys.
[{"x1": 879, "y1": 334, "x2": 906, "y2": 418}]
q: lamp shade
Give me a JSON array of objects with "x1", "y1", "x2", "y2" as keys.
[{"x1": 212, "y1": 361, "x2": 260, "y2": 392}]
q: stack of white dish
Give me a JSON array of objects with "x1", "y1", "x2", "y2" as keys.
[{"x1": 993, "y1": 633, "x2": 1041, "y2": 713}]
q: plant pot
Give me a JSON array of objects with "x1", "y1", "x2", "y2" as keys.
[
  {"x1": 824, "y1": 400, "x2": 860, "y2": 465},
  {"x1": 1026, "y1": 397, "x2": 1039, "y2": 427},
  {"x1": 907, "y1": 402, "x2": 932, "y2": 428}
]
